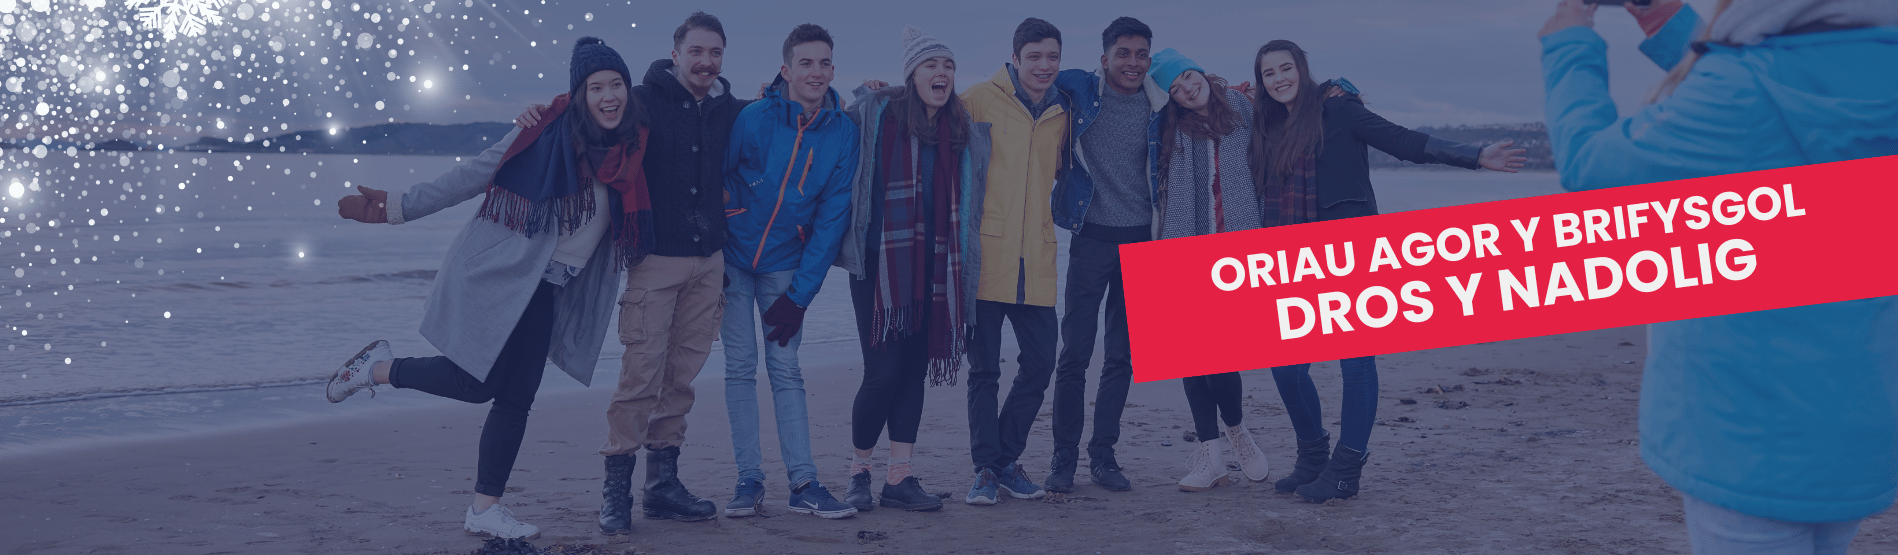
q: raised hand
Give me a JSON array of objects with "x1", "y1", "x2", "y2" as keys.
[
  {"x1": 1539, "y1": 0, "x2": 1598, "y2": 38},
  {"x1": 862, "y1": 79, "x2": 890, "y2": 90},
  {"x1": 514, "y1": 104, "x2": 550, "y2": 128},
  {"x1": 337, "y1": 186, "x2": 390, "y2": 223},
  {"x1": 1479, "y1": 140, "x2": 1530, "y2": 173}
]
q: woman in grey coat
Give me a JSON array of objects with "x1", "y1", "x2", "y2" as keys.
[{"x1": 323, "y1": 37, "x2": 655, "y2": 540}]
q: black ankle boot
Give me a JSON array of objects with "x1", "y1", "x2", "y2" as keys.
[
  {"x1": 1273, "y1": 434, "x2": 1332, "y2": 493},
  {"x1": 642, "y1": 446, "x2": 717, "y2": 522},
  {"x1": 1045, "y1": 450, "x2": 1077, "y2": 493},
  {"x1": 599, "y1": 454, "x2": 635, "y2": 535},
  {"x1": 1294, "y1": 445, "x2": 1368, "y2": 503}
]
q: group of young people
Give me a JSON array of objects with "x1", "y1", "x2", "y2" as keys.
[{"x1": 327, "y1": 9, "x2": 1529, "y2": 541}]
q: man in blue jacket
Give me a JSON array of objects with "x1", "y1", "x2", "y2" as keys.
[
  {"x1": 1047, "y1": 16, "x2": 1169, "y2": 493},
  {"x1": 718, "y1": 23, "x2": 861, "y2": 521}
]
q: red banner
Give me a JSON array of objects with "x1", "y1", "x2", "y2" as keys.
[{"x1": 1120, "y1": 156, "x2": 1898, "y2": 383}]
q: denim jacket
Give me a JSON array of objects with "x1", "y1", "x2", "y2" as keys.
[{"x1": 1050, "y1": 68, "x2": 1168, "y2": 233}]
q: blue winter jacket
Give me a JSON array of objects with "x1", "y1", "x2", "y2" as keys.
[
  {"x1": 1543, "y1": 7, "x2": 1898, "y2": 523},
  {"x1": 722, "y1": 75, "x2": 861, "y2": 308},
  {"x1": 1050, "y1": 68, "x2": 1167, "y2": 233}
]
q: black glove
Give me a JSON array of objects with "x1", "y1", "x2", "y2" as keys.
[{"x1": 761, "y1": 294, "x2": 807, "y2": 347}]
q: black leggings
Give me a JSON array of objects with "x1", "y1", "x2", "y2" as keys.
[
  {"x1": 1181, "y1": 372, "x2": 1244, "y2": 442},
  {"x1": 849, "y1": 276, "x2": 929, "y2": 450},
  {"x1": 389, "y1": 281, "x2": 557, "y2": 498}
]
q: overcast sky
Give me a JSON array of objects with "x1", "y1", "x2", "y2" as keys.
[{"x1": 3, "y1": 0, "x2": 1709, "y2": 142}]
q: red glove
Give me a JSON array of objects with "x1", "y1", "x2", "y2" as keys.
[
  {"x1": 337, "y1": 186, "x2": 390, "y2": 224},
  {"x1": 761, "y1": 294, "x2": 807, "y2": 347}
]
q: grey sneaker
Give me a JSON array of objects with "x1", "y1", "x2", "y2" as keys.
[
  {"x1": 326, "y1": 340, "x2": 390, "y2": 403},
  {"x1": 463, "y1": 504, "x2": 540, "y2": 539}
]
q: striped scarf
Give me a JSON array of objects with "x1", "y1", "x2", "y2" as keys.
[{"x1": 870, "y1": 103, "x2": 966, "y2": 386}]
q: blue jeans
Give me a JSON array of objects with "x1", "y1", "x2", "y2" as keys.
[
  {"x1": 720, "y1": 261, "x2": 815, "y2": 487},
  {"x1": 1682, "y1": 494, "x2": 1861, "y2": 555},
  {"x1": 1271, "y1": 356, "x2": 1378, "y2": 452}
]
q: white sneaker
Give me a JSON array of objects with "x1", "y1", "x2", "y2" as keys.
[
  {"x1": 1226, "y1": 424, "x2": 1272, "y2": 482},
  {"x1": 1178, "y1": 437, "x2": 1230, "y2": 492},
  {"x1": 326, "y1": 340, "x2": 390, "y2": 403},
  {"x1": 463, "y1": 503, "x2": 540, "y2": 539}
]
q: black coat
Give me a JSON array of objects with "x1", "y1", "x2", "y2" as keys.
[
  {"x1": 631, "y1": 58, "x2": 746, "y2": 257},
  {"x1": 1314, "y1": 94, "x2": 1482, "y2": 222}
]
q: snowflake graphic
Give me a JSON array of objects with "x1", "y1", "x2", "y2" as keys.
[{"x1": 128, "y1": 0, "x2": 232, "y2": 41}]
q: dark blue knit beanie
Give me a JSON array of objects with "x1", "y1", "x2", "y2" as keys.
[{"x1": 570, "y1": 37, "x2": 632, "y2": 96}]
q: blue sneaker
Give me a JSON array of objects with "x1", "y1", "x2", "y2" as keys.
[
  {"x1": 787, "y1": 480, "x2": 858, "y2": 519},
  {"x1": 965, "y1": 467, "x2": 1000, "y2": 505},
  {"x1": 997, "y1": 463, "x2": 1047, "y2": 499},
  {"x1": 725, "y1": 479, "x2": 764, "y2": 517}
]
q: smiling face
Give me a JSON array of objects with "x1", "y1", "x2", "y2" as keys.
[
  {"x1": 671, "y1": 27, "x2": 724, "y2": 98},
  {"x1": 1099, "y1": 35, "x2": 1151, "y2": 96},
  {"x1": 1168, "y1": 70, "x2": 1210, "y2": 114},
  {"x1": 779, "y1": 40, "x2": 835, "y2": 110},
  {"x1": 1012, "y1": 38, "x2": 1061, "y2": 100},
  {"x1": 1257, "y1": 49, "x2": 1300, "y2": 106},
  {"x1": 584, "y1": 70, "x2": 627, "y2": 130},
  {"x1": 910, "y1": 56, "x2": 956, "y2": 114}
]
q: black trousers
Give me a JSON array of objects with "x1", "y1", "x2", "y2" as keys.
[
  {"x1": 1053, "y1": 232, "x2": 1140, "y2": 463},
  {"x1": 389, "y1": 281, "x2": 557, "y2": 498},
  {"x1": 849, "y1": 276, "x2": 929, "y2": 450},
  {"x1": 1181, "y1": 372, "x2": 1244, "y2": 442},
  {"x1": 966, "y1": 299, "x2": 1058, "y2": 473}
]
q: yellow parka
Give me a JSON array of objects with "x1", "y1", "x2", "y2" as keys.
[{"x1": 961, "y1": 66, "x2": 1069, "y2": 307}]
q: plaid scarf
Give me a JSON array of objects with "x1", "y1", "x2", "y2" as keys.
[
  {"x1": 871, "y1": 103, "x2": 966, "y2": 386},
  {"x1": 1259, "y1": 152, "x2": 1319, "y2": 228},
  {"x1": 476, "y1": 93, "x2": 655, "y2": 269}
]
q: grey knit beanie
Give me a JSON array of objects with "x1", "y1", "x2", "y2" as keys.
[{"x1": 901, "y1": 25, "x2": 955, "y2": 82}]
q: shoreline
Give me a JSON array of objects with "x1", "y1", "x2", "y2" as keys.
[{"x1": 9, "y1": 325, "x2": 1888, "y2": 554}]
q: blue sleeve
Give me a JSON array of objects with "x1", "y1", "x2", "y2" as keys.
[
  {"x1": 724, "y1": 108, "x2": 753, "y2": 208},
  {"x1": 1055, "y1": 69, "x2": 1091, "y2": 96},
  {"x1": 788, "y1": 128, "x2": 860, "y2": 307},
  {"x1": 1541, "y1": 25, "x2": 1776, "y2": 191},
  {"x1": 1639, "y1": 5, "x2": 1703, "y2": 72}
]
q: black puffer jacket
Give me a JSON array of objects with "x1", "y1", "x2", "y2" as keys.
[{"x1": 631, "y1": 58, "x2": 745, "y2": 257}]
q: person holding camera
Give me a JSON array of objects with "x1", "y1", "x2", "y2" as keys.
[{"x1": 1541, "y1": 1, "x2": 1897, "y2": 553}]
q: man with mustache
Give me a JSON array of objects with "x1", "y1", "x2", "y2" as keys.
[
  {"x1": 956, "y1": 17, "x2": 1068, "y2": 506},
  {"x1": 576, "y1": 9, "x2": 743, "y2": 536},
  {"x1": 1047, "y1": 16, "x2": 1168, "y2": 494}
]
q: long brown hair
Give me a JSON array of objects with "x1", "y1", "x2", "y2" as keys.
[
  {"x1": 891, "y1": 73, "x2": 971, "y2": 150},
  {"x1": 1649, "y1": 0, "x2": 1734, "y2": 103},
  {"x1": 1251, "y1": 40, "x2": 1324, "y2": 194},
  {"x1": 1160, "y1": 71, "x2": 1241, "y2": 168}
]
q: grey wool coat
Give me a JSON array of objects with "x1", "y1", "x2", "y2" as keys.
[{"x1": 382, "y1": 127, "x2": 620, "y2": 386}]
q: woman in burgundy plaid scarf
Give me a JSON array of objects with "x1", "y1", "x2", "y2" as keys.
[{"x1": 832, "y1": 26, "x2": 994, "y2": 513}]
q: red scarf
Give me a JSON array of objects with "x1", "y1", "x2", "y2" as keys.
[{"x1": 477, "y1": 93, "x2": 654, "y2": 269}]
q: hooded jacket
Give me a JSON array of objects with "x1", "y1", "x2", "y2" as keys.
[
  {"x1": 962, "y1": 65, "x2": 1070, "y2": 307},
  {"x1": 1051, "y1": 67, "x2": 1168, "y2": 236},
  {"x1": 632, "y1": 58, "x2": 743, "y2": 257},
  {"x1": 722, "y1": 75, "x2": 860, "y2": 307},
  {"x1": 834, "y1": 84, "x2": 994, "y2": 325},
  {"x1": 1543, "y1": 5, "x2": 1898, "y2": 523}
]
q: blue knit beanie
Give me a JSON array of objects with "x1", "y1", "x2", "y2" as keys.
[
  {"x1": 1148, "y1": 48, "x2": 1203, "y2": 93},
  {"x1": 570, "y1": 37, "x2": 632, "y2": 96}
]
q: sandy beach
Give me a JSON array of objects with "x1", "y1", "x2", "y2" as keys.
[{"x1": 6, "y1": 321, "x2": 1891, "y2": 554}]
